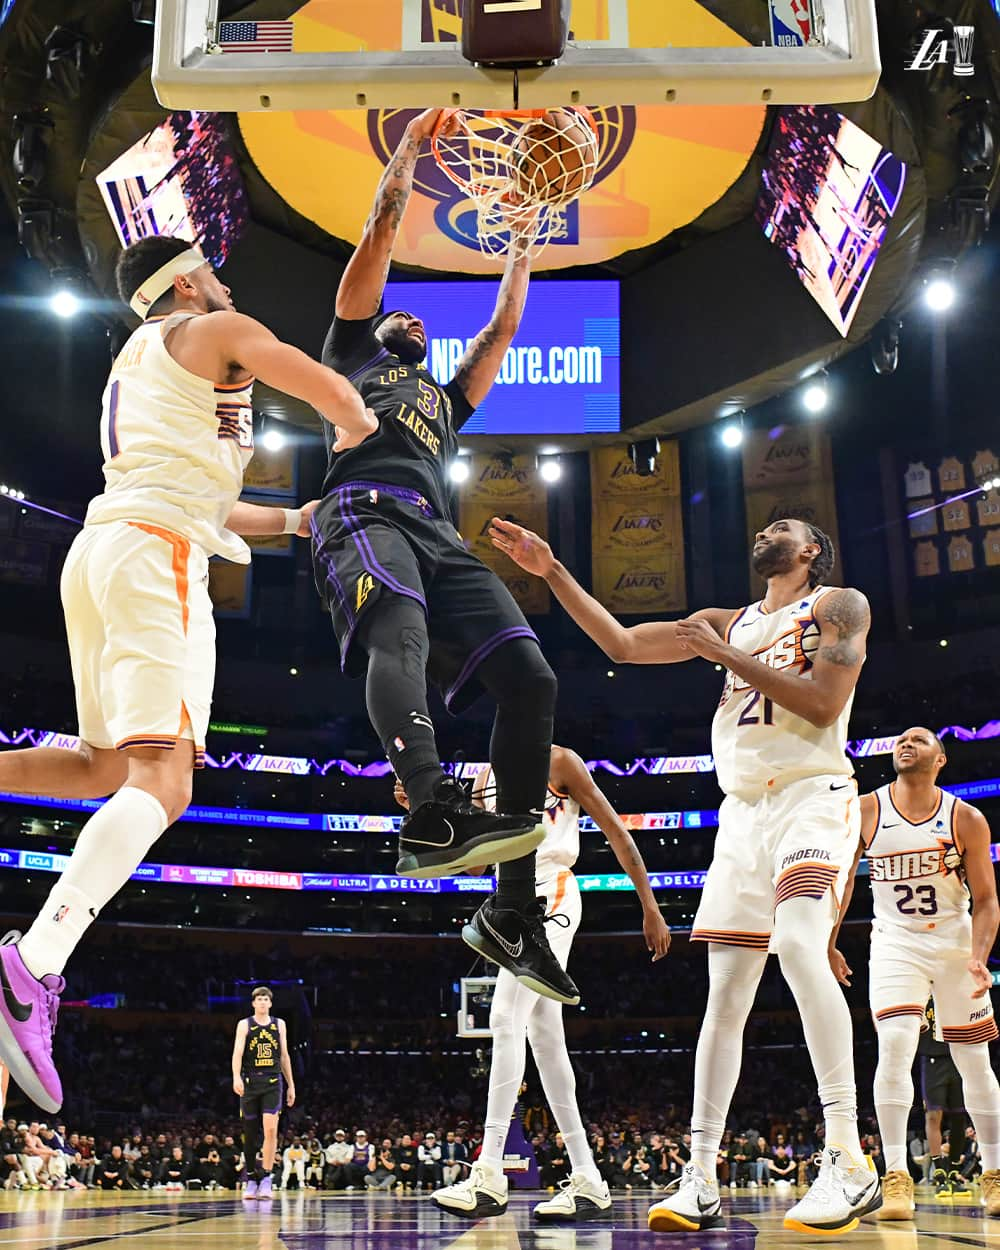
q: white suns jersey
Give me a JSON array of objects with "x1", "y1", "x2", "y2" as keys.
[
  {"x1": 711, "y1": 586, "x2": 855, "y2": 800},
  {"x1": 85, "y1": 313, "x2": 254, "y2": 563},
  {"x1": 478, "y1": 768, "x2": 580, "y2": 876},
  {"x1": 866, "y1": 784, "x2": 969, "y2": 934}
]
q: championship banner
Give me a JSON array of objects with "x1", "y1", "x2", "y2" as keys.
[
  {"x1": 741, "y1": 424, "x2": 842, "y2": 584},
  {"x1": 208, "y1": 560, "x2": 252, "y2": 620},
  {"x1": 243, "y1": 441, "x2": 297, "y2": 497},
  {"x1": 590, "y1": 444, "x2": 686, "y2": 615},
  {"x1": 459, "y1": 454, "x2": 549, "y2": 615}
]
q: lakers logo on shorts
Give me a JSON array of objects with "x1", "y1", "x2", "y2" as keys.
[{"x1": 356, "y1": 573, "x2": 375, "y2": 612}]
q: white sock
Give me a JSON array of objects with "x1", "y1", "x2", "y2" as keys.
[
  {"x1": 950, "y1": 1041, "x2": 1000, "y2": 1171},
  {"x1": 773, "y1": 897, "x2": 863, "y2": 1168},
  {"x1": 18, "y1": 786, "x2": 168, "y2": 979},
  {"x1": 690, "y1": 944, "x2": 768, "y2": 1180},
  {"x1": 480, "y1": 971, "x2": 531, "y2": 1173},
  {"x1": 873, "y1": 1014, "x2": 921, "y2": 1175},
  {"x1": 527, "y1": 998, "x2": 602, "y2": 1187}
]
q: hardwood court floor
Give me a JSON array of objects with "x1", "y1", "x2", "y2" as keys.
[{"x1": 0, "y1": 1185, "x2": 997, "y2": 1249}]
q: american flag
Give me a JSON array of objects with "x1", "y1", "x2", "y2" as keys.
[{"x1": 217, "y1": 20, "x2": 294, "y2": 53}]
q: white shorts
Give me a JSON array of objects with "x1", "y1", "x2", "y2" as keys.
[
  {"x1": 869, "y1": 920, "x2": 998, "y2": 1044},
  {"x1": 61, "y1": 521, "x2": 215, "y2": 762},
  {"x1": 537, "y1": 868, "x2": 581, "y2": 968},
  {"x1": 692, "y1": 774, "x2": 860, "y2": 952}
]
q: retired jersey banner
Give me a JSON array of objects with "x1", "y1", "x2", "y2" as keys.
[
  {"x1": 459, "y1": 454, "x2": 549, "y2": 615},
  {"x1": 741, "y1": 424, "x2": 842, "y2": 584},
  {"x1": 590, "y1": 444, "x2": 686, "y2": 614}
]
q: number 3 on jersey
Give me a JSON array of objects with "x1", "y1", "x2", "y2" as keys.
[{"x1": 738, "y1": 689, "x2": 774, "y2": 727}]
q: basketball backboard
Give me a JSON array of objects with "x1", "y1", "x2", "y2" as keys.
[{"x1": 153, "y1": 0, "x2": 880, "y2": 113}]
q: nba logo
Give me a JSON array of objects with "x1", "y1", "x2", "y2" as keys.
[
  {"x1": 52, "y1": 905, "x2": 70, "y2": 923},
  {"x1": 769, "y1": 0, "x2": 816, "y2": 47}
]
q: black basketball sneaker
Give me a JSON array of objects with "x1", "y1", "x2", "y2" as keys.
[
  {"x1": 396, "y1": 777, "x2": 544, "y2": 879},
  {"x1": 463, "y1": 895, "x2": 580, "y2": 1005}
]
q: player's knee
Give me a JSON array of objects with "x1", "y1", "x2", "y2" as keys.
[
  {"x1": 770, "y1": 919, "x2": 814, "y2": 976},
  {"x1": 496, "y1": 643, "x2": 557, "y2": 714},
  {"x1": 79, "y1": 745, "x2": 128, "y2": 797}
]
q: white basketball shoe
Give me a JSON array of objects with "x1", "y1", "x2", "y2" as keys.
[
  {"x1": 433, "y1": 1161, "x2": 508, "y2": 1219},
  {"x1": 783, "y1": 1147, "x2": 882, "y2": 1234},
  {"x1": 647, "y1": 1162, "x2": 723, "y2": 1232},
  {"x1": 533, "y1": 1172, "x2": 612, "y2": 1222}
]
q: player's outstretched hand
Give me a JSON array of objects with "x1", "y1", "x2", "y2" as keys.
[
  {"x1": 296, "y1": 500, "x2": 320, "y2": 538},
  {"x1": 233, "y1": 1077, "x2": 244, "y2": 1097},
  {"x1": 828, "y1": 946, "x2": 852, "y2": 987},
  {"x1": 406, "y1": 108, "x2": 457, "y2": 143},
  {"x1": 333, "y1": 408, "x2": 379, "y2": 452},
  {"x1": 968, "y1": 957, "x2": 991, "y2": 998},
  {"x1": 489, "y1": 517, "x2": 555, "y2": 577},
  {"x1": 393, "y1": 779, "x2": 410, "y2": 811},
  {"x1": 643, "y1": 908, "x2": 671, "y2": 962}
]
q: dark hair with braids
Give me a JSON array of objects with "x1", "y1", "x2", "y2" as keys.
[{"x1": 803, "y1": 522, "x2": 835, "y2": 588}]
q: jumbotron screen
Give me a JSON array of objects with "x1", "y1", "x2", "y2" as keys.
[
  {"x1": 755, "y1": 106, "x2": 907, "y2": 336},
  {"x1": 383, "y1": 279, "x2": 620, "y2": 435},
  {"x1": 96, "y1": 111, "x2": 249, "y2": 269}
]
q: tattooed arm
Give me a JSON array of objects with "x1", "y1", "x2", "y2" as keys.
[
  {"x1": 672, "y1": 587, "x2": 870, "y2": 729},
  {"x1": 451, "y1": 239, "x2": 531, "y2": 409},
  {"x1": 553, "y1": 746, "x2": 671, "y2": 961},
  {"x1": 335, "y1": 108, "x2": 446, "y2": 320}
]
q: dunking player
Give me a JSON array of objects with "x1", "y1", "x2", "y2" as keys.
[
  {"x1": 313, "y1": 107, "x2": 574, "y2": 1003},
  {"x1": 0, "y1": 236, "x2": 373, "y2": 1113},
  {"x1": 491, "y1": 515, "x2": 881, "y2": 1235},
  {"x1": 829, "y1": 727, "x2": 1000, "y2": 1218},
  {"x1": 421, "y1": 746, "x2": 670, "y2": 1222},
  {"x1": 232, "y1": 987, "x2": 294, "y2": 1201}
]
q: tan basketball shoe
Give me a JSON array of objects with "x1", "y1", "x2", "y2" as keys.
[
  {"x1": 875, "y1": 1170, "x2": 915, "y2": 1220},
  {"x1": 981, "y1": 1169, "x2": 1000, "y2": 1216}
]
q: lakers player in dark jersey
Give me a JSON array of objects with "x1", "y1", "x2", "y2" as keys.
[
  {"x1": 312, "y1": 106, "x2": 575, "y2": 1005},
  {"x1": 232, "y1": 987, "x2": 294, "y2": 1200}
]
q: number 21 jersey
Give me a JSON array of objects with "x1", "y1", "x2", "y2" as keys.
[
  {"x1": 866, "y1": 784, "x2": 968, "y2": 935},
  {"x1": 711, "y1": 586, "x2": 855, "y2": 800}
]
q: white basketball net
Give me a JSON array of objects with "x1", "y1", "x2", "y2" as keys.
[{"x1": 431, "y1": 107, "x2": 600, "y2": 258}]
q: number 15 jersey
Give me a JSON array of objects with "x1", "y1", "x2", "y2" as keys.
[
  {"x1": 866, "y1": 783, "x2": 968, "y2": 935},
  {"x1": 711, "y1": 586, "x2": 855, "y2": 801}
]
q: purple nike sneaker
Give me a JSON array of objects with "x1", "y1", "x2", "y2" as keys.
[
  {"x1": 257, "y1": 1175, "x2": 273, "y2": 1199},
  {"x1": 243, "y1": 1178, "x2": 259, "y2": 1200},
  {"x1": 0, "y1": 934, "x2": 64, "y2": 1113}
]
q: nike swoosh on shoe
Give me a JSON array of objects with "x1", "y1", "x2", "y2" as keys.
[
  {"x1": 0, "y1": 963, "x2": 32, "y2": 1023},
  {"x1": 481, "y1": 917, "x2": 523, "y2": 960}
]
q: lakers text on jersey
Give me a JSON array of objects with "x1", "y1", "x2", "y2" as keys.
[{"x1": 867, "y1": 785, "x2": 996, "y2": 1043}]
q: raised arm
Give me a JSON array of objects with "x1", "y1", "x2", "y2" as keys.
[
  {"x1": 673, "y1": 586, "x2": 870, "y2": 730},
  {"x1": 452, "y1": 242, "x2": 531, "y2": 409},
  {"x1": 231, "y1": 1019, "x2": 247, "y2": 1096},
  {"x1": 553, "y1": 746, "x2": 671, "y2": 961},
  {"x1": 956, "y1": 801, "x2": 1000, "y2": 997},
  {"x1": 489, "y1": 517, "x2": 733, "y2": 663},
  {"x1": 335, "y1": 109, "x2": 446, "y2": 319}
]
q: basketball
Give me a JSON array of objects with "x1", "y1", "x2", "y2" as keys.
[{"x1": 511, "y1": 108, "x2": 599, "y2": 208}]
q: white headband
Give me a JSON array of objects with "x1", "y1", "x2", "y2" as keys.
[{"x1": 128, "y1": 247, "x2": 207, "y2": 319}]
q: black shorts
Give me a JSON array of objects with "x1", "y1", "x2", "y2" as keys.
[
  {"x1": 311, "y1": 481, "x2": 538, "y2": 714},
  {"x1": 240, "y1": 1076, "x2": 283, "y2": 1119},
  {"x1": 921, "y1": 1054, "x2": 964, "y2": 1111}
]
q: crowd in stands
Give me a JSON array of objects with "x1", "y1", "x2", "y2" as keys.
[{"x1": 2, "y1": 1113, "x2": 983, "y2": 1194}]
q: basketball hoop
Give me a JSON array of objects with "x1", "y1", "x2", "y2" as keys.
[{"x1": 431, "y1": 107, "x2": 599, "y2": 259}]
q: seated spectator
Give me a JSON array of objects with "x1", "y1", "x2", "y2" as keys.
[
  {"x1": 960, "y1": 1127, "x2": 981, "y2": 1180},
  {"x1": 1, "y1": 1122, "x2": 26, "y2": 1190},
  {"x1": 542, "y1": 1132, "x2": 570, "y2": 1189},
  {"x1": 348, "y1": 1130, "x2": 374, "y2": 1188},
  {"x1": 628, "y1": 1132, "x2": 653, "y2": 1189},
  {"x1": 281, "y1": 1138, "x2": 307, "y2": 1190},
  {"x1": 440, "y1": 1130, "x2": 467, "y2": 1187},
  {"x1": 99, "y1": 1145, "x2": 127, "y2": 1191},
  {"x1": 770, "y1": 1145, "x2": 797, "y2": 1183},
  {"x1": 753, "y1": 1135, "x2": 771, "y2": 1187},
  {"x1": 324, "y1": 1129, "x2": 352, "y2": 1190},
  {"x1": 592, "y1": 1134, "x2": 616, "y2": 1189},
  {"x1": 728, "y1": 1134, "x2": 753, "y2": 1188},
  {"x1": 394, "y1": 1134, "x2": 418, "y2": 1191},
  {"x1": 21, "y1": 1123, "x2": 52, "y2": 1189},
  {"x1": 219, "y1": 1135, "x2": 239, "y2": 1189},
  {"x1": 163, "y1": 1146, "x2": 190, "y2": 1191},
  {"x1": 365, "y1": 1139, "x2": 397, "y2": 1191},
  {"x1": 306, "y1": 1137, "x2": 325, "y2": 1189},
  {"x1": 417, "y1": 1132, "x2": 442, "y2": 1191},
  {"x1": 132, "y1": 1145, "x2": 155, "y2": 1189}
]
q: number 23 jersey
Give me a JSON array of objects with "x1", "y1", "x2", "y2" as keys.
[
  {"x1": 711, "y1": 586, "x2": 855, "y2": 800},
  {"x1": 866, "y1": 784, "x2": 968, "y2": 934}
]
